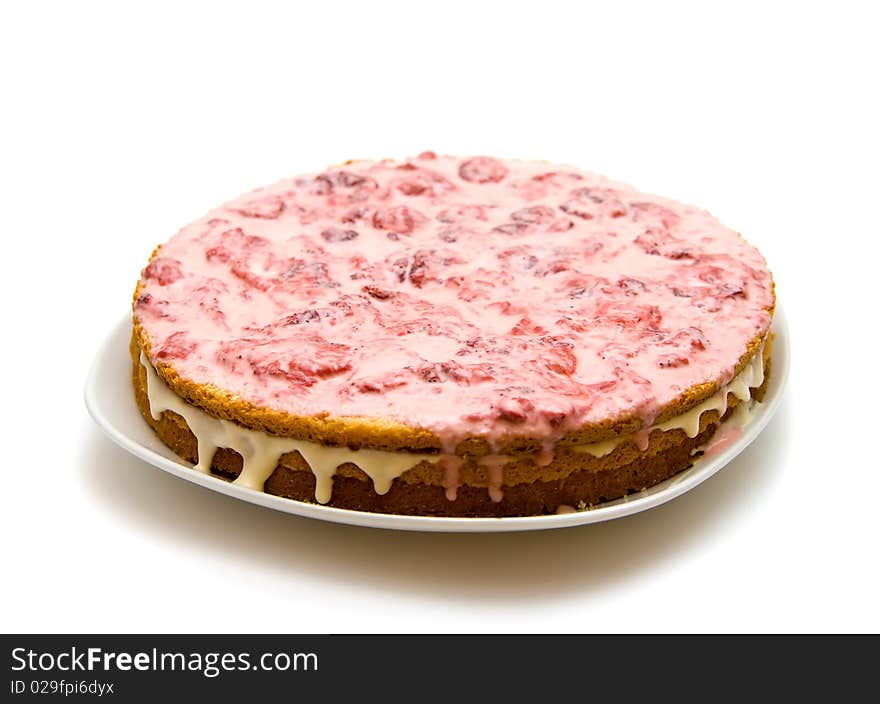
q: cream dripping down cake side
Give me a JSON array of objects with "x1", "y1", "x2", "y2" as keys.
[{"x1": 131, "y1": 153, "x2": 775, "y2": 517}]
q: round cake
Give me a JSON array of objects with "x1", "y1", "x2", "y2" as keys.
[{"x1": 131, "y1": 153, "x2": 775, "y2": 517}]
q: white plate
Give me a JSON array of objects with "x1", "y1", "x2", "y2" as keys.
[{"x1": 85, "y1": 310, "x2": 789, "y2": 532}]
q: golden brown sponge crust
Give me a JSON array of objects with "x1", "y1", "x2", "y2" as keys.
[{"x1": 131, "y1": 330, "x2": 771, "y2": 517}]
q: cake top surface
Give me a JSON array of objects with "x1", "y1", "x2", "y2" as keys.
[{"x1": 135, "y1": 153, "x2": 774, "y2": 448}]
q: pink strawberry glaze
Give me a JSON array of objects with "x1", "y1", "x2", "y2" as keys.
[
  {"x1": 700, "y1": 426, "x2": 745, "y2": 459},
  {"x1": 135, "y1": 154, "x2": 773, "y2": 449}
]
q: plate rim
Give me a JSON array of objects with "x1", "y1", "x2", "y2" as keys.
[{"x1": 84, "y1": 308, "x2": 790, "y2": 533}]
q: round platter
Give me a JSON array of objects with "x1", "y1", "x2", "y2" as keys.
[{"x1": 85, "y1": 308, "x2": 788, "y2": 532}]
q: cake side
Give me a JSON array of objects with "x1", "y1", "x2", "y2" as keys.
[{"x1": 131, "y1": 330, "x2": 772, "y2": 516}]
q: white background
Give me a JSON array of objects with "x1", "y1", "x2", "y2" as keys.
[{"x1": 2, "y1": 1, "x2": 877, "y2": 633}]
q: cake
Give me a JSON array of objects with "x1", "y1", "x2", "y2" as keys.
[{"x1": 131, "y1": 153, "x2": 775, "y2": 517}]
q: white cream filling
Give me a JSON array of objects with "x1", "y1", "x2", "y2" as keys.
[
  {"x1": 570, "y1": 341, "x2": 765, "y2": 457},
  {"x1": 140, "y1": 340, "x2": 765, "y2": 503},
  {"x1": 140, "y1": 351, "x2": 440, "y2": 502}
]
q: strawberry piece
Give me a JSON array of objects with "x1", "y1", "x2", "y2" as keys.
[
  {"x1": 541, "y1": 408, "x2": 570, "y2": 428},
  {"x1": 436, "y1": 204, "x2": 492, "y2": 223},
  {"x1": 492, "y1": 222, "x2": 531, "y2": 236},
  {"x1": 634, "y1": 227, "x2": 692, "y2": 259},
  {"x1": 390, "y1": 256, "x2": 409, "y2": 282},
  {"x1": 395, "y1": 169, "x2": 454, "y2": 197},
  {"x1": 559, "y1": 199, "x2": 595, "y2": 220},
  {"x1": 665, "y1": 327, "x2": 707, "y2": 351},
  {"x1": 543, "y1": 344, "x2": 577, "y2": 375},
  {"x1": 458, "y1": 156, "x2": 508, "y2": 183},
  {"x1": 617, "y1": 277, "x2": 647, "y2": 295},
  {"x1": 362, "y1": 285, "x2": 395, "y2": 300},
  {"x1": 315, "y1": 170, "x2": 373, "y2": 190},
  {"x1": 437, "y1": 226, "x2": 460, "y2": 242},
  {"x1": 134, "y1": 293, "x2": 171, "y2": 319},
  {"x1": 397, "y1": 180, "x2": 427, "y2": 196},
  {"x1": 548, "y1": 218, "x2": 574, "y2": 232},
  {"x1": 658, "y1": 354, "x2": 690, "y2": 368},
  {"x1": 351, "y1": 371, "x2": 409, "y2": 393},
  {"x1": 595, "y1": 301, "x2": 663, "y2": 329},
  {"x1": 340, "y1": 207, "x2": 369, "y2": 224},
  {"x1": 219, "y1": 227, "x2": 269, "y2": 250},
  {"x1": 144, "y1": 257, "x2": 183, "y2": 286},
  {"x1": 565, "y1": 273, "x2": 613, "y2": 299},
  {"x1": 280, "y1": 309, "x2": 329, "y2": 325},
  {"x1": 247, "y1": 337, "x2": 352, "y2": 387},
  {"x1": 230, "y1": 264, "x2": 270, "y2": 291},
  {"x1": 510, "y1": 317, "x2": 548, "y2": 336},
  {"x1": 250, "y1": 360, "x2": 316, "y2": 386},
  {"x1": 414, "y1": 364, "x2": 444, "y2": 383},
  {"x1": 496, "y1": 397, "x2": 535, "y2": 424},
  {"x1": 229, "y1": 196, "x2": 285, "y2": 220},
  {"x1": 531, "y1": 171, "x2": 584, "y2": 184},
  {"x1": 407, "y1": 250, "x2": 434, "y2": 288},
  {"x1": 497, "y1": 246, "x2": 539, "y2": 271},
  {"x1": 293, "y1": 349, "x2": 352, "y2": 377},
  {"x1": 439, "y1": 360, "x2": 494, "y2": 384},
  {"x1": 205, "y1": 246, "x2": 231, "y2": 263},
  {"x1": 629, "y1": 201, "x2": 681, "y2": 229}
]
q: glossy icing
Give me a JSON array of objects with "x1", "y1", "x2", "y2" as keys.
[
  {"x1": 135, "y1": 154, "x2": 774, "y2": 447},
  {"x1": 571, "y1": 341, "x2": 764, "y2": 457}
]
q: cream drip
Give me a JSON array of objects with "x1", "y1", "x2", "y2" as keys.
[
  {"x1": 477, "y1": 455, "x2": 508, "y2": 503},
  {"x1": 141, "y1": 351, "x2": 440, "y2": 502},
  {"x1": 135, "y1": 154, "x2": 775, "y2": 450},
  {"x1": 458, "y1": 342, "x2": 766, "y2": 502},
  {"x1": 553, "y1": 393, "x2": 761, "y2": 515},
  {"x1": 441, "y1": 455, "x2": 463, "y2": 501},
  {"x1": 696, "y1": 400, "x2": 754, "y2": 459},
  {"x1": 570, "y1": 341, "x2": 765, "y2": 458}
]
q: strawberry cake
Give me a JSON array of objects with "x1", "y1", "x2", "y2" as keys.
[{"x1": 131, "y1": 153, "x2": 775, "y2": 517}]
